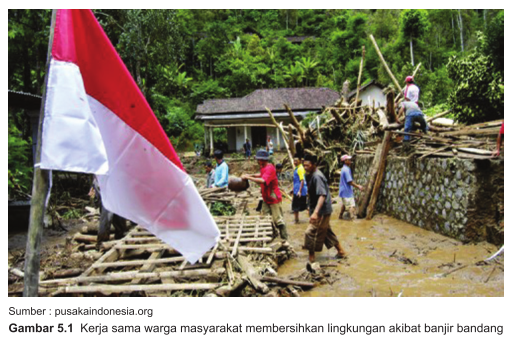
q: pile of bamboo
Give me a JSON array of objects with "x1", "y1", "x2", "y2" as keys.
[
  {"x1": 264, "y1": 35, "x2": 501, "y2": 177},
  {"x1": 34, "y1": 216, "x2": 313, "y2": 297}
]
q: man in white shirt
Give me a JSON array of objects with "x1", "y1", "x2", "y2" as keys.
[{"x1": 404, "y1": 76, "x2": 420, "y2": 104}]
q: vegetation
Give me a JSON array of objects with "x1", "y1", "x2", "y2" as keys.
[
  {"x1": 210, "y1": 201, "x2": 236, "y2": 216},
  {"x1": 8, "y1": 9, "x2": 504, "y2": 186}
]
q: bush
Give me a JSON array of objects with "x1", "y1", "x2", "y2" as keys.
[
  {"x1": 447, "y1": 50, "x2": 503, "y2": 124},
  {"x1": 8, "y1": 126, "x2": 33, "y2": 199}
]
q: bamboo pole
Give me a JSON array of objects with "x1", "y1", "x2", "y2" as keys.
[
  {"x1": 426, "y1": 110, "x2": 452, "y2": 123},
  {"x1": 265, "y1": 107, "x2": 295, "y2": 169},
  {"x1": 41, "y1": 268, "x2": 226, "y2": 287},
  {"x1": 24, "y1": 9, "x2": 57, "y2": 297},
  {"x1": 284, "y1": 104, "x2": 306, "y2": 147},
  {"x1": 51, "y1": 283, "x2": 220, "y2": 296},
  {"x1": 355, "y1": 46, "x2": 366, "y2": 105},
  {"x1": 231, "y1": 217, "x2": 244, "y2": 257},
  {"x1": 369, "y1": 35, "x2": 403, "y2": 94},
  {"x1": 261, "y1": 276, "x2": 315, "y2": 288}
]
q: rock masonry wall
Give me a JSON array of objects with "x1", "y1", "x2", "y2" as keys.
[{"x1": 353, "y1": 156, "x2": 504, "y2": 244}]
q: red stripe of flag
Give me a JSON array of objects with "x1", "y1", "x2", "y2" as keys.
[{"x1": 51, "y1": 9, "x2": 184, "y2": 172}]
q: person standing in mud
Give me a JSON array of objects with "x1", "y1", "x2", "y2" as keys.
[
  {"x1": 242, "y1": 150, "x2": 288, "y2": 241},
  {"x1": 303, "y1": 155, "x2": 346, "y2": 263},
  {"x1": 338, "y1": 155, "x2": 363, "y2": 220},
  {"x1": 292, "y1": 157, "x2": 308, "y2": 224}
]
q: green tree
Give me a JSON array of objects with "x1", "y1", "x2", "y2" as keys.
[
  {"x1": 447, "y1": 44, "x2": 503, "y2": 124},
  {"x1": 400, "y1": 9, "x2": 430, "y2": 66},
  {"x1": 484, "y1": 11, "x2": 504, "y2": 75}
]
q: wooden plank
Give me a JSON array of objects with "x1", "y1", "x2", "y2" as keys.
[
  {"x1": 439, "y1": 127, "x2": 500, "y2": 137},
  {"x1": 457, "y1": 148, "x2": 493, "y2": 155},
  {"x1": 357, "y1": 141, "x2": 384, "y2": 218},
  {"x1": 237, "y1": 254, "x2": 269, "y2": 294},
  {"x1": 366, "y1": 132, "x2": 392, "y2": 220},
  {"x1": 418, "y1": 146, "x2": 450, "y2": 160},
  {"x1": 206, "y1": 243, "x2": 219, "y2": 265}
]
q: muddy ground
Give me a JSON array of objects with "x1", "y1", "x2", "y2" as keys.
[
  {"x1": 8, "y1": 158, "x2": 504, "y2": 297},
  {"x1": 278, "y1": 202, "x2": 503, "y2": 297}
]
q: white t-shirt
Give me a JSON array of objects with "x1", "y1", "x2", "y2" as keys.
[{"x1": 404, "y1": 84, "x2": 420, "y2": 103}]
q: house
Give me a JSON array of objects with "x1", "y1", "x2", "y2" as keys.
[
  {"x1": 195, "y1": 88, "x2": 340, "y2": 153},
  {"x1": 347, "y1": 80, "x2": 386, "y2": 107}
]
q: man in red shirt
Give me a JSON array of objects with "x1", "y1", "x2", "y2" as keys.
[{"x1": 242, "y1": 150, "x2": 288, "y2": 240}]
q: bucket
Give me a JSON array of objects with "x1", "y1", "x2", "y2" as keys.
[{"x1": 228, "y1": 177, "x2": 250, "y2": 192}]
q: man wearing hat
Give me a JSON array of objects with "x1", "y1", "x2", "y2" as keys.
[
  {"x1": 339, "y1": 155, "x2": 363, "y2": 220},
  {"x1": 404, "y1": 76, "x2": 420, "y2": 104},
  {"x1": 242, "y1": 150, "x2": 288, "y2": 240}
]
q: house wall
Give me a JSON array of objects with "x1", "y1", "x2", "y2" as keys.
[
  {"x1": 359, "y1": 86, "x2": 386, "y2": 107},
  {"x1": 234, "y1": 126, "x2": 251, "y2": 152},
  {"x1": 223, "y1": 123, "x2": 287, "y2": 152},
  {"x1": 227, "y1": 127, "x2": 237, "y2": 152},
  {"x1": 352, "y1": 156, "x2": 504, "y2": 244}
]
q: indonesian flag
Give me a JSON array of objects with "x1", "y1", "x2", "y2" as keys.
[{"x1": 40, "y1": 9, "x2": 220, "y2": 263}]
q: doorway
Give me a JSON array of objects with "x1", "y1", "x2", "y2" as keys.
[{"x1": 251, "y1": 127, "x2": 267, "y2": 149}]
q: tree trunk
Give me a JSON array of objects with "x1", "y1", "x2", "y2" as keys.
[
  {"x1": 451, "y1": 16, "x2": 456, "y2": 47},
  {"x1": 410, "y1": 36, "x2": 414, "y2": 66},
  {"x1": 457, "y1": 9, "x2": 464, "y2": 53}
]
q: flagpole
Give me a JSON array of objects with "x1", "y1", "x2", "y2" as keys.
[{"x1": 23, "y1": 9, "x2": 57, "y2": 297}]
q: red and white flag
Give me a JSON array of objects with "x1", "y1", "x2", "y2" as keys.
[{"x1": 40, "y1": 9, "x2": 220, "y2": 263}]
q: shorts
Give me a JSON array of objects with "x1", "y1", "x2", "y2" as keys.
[
  {"x1": 245, "y1": 150, "x2": 251, "y2": 157},
  {"x1": 341, "y1": 197, "x2": 356, "y2": 209}
]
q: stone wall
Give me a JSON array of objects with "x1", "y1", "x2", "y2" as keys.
[{"x1": 353, "y1": 156, "x2": 504, "y2": 244}]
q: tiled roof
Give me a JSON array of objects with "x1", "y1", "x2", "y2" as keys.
[{"x1": 197, "y1": 87, "x2": 340, "y2": 115}]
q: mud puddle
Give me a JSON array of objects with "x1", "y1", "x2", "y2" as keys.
[{"x1": 278, "y1": 201, "x2": 503, "y2": 297}]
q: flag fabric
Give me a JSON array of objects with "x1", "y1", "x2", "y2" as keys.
[{"x1": 40, "y1": 9, "x2": 220, "y2": 263}]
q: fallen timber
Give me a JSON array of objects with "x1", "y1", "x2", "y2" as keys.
[
  {"x1": 37, "y1": 215, "x2": 314, "y2": 297},
  {"x1": 263, "y1": 83, "x2": 500, "y2": 222}
]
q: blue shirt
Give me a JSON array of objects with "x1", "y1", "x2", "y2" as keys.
[
  {"x1": 293, "y1": 164, "x2": 308, "y2": 196},
  {"x1": 214, "y1": 160, "x2": 229, "y2": 187},
  {"x1": 339, "y1": 165, "x2": 354, "y2": 198}
]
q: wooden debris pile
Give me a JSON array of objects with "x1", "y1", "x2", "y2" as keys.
[
  {"x1": 265, "y1": 35, "x2": 502, "y2": 177},
  {"x1": 34, "y1": 215, "x2": 314, "y2": 297}
]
